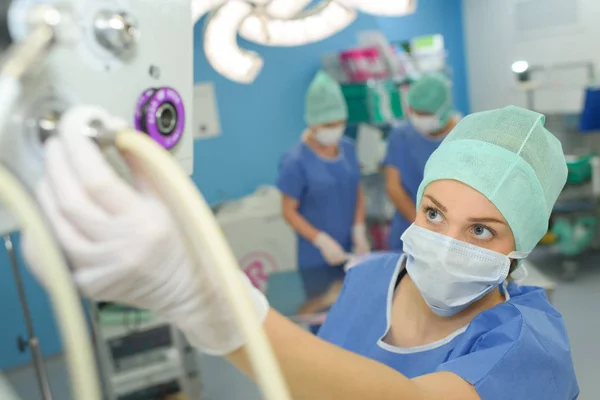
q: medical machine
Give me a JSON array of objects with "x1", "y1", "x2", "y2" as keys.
[
  {"x1": 0, "y1": 0, "x2": 198, "y2": 398},
  {"x1": 1, "y1": 0, "x2": 294, "y2": 397},
  {"x1": 2, "y1": 0, "x2": 194, "y2": 234},
  {"x1": 90, "y1": 303, "x2": 201, "y2": 400}
]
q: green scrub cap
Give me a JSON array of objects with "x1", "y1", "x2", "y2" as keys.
[
  {"x1": 416, "y1": 105, "x2": 568, "y2": 253},
  {"x1": 408, "y1": 74, "x2": 453, "y2": 126},
  {"x1": 305, "y1": 71, "x2": 348, "y2": 126}
]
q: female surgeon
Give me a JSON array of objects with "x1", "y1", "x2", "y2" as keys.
[
  {"x1": 277, "y1": 70, "x2": 370, "y2": 269},
  {"x1": 384, "y1": 74, "x2": 459, "y2": 251},
  {"x1": 25, "y1": 105, "x2": 578, "y2": 399}
]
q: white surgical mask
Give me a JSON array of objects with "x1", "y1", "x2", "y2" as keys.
[
  {"x1": 315, "y1": 126, "x2": 345, "y2": 145},
  {"x1": 410, "y1": 114, "x2": 442, "y2": 136},
  {"x1": 401, "y1": 224, "x2": 528, "y2": 317},
  {"x1": 410, "y1": 96, "x2": 452, "y2": 136}
]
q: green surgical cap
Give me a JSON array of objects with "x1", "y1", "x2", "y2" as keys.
[
  {"x1": 408, "y1": 74, "x2": 453, "y2": 126},
  {"x1": 416, "y1": 105, "x2": 568, "y2": 253},
  {"x1": 305, "y1": 71, "x2": 348, "y2": 126}
]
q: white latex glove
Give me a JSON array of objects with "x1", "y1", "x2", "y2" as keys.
[
  {"x1": 22, "y1": 132, "x2": 268, "y2": 356},
  {"x1": 313, "y1": 232, "x2": 348, "y2": 266},
  {"x1": 352, "y1": 224, "x2": 371, "y2": 255}
]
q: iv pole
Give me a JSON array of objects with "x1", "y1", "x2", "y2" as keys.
[{"x1": 4, "y1": 235, "x2": 53, "y2": 400}]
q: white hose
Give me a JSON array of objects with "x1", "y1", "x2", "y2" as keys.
[
  {"x1": 0, "y1": 372, "x2": 22, "y2": 400},
  {"x1": 0, "y1": 166, "x2": 101, "y2": 400},
  {"x1": 0, "y1": 76, "x2": 22, "y2": 144},
  {"x1": 114, "y1": 130, "x2": 292, "y2": 400},
  {"x1": 0, "y1": 39, "x2": 101, "y2": 400}
]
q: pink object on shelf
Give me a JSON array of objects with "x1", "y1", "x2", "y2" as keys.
[
  {"x1": 340, "y1": 47, "x2": 388, "y2": 82},
  {"x1": 369, "y1": 221, "x2": 389, "y2": 251}
]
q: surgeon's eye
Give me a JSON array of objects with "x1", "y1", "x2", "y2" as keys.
[
  {"x1": 425, "y1": 207, "x2": 443, "y2": 223},
  {"x1": 471, "y1": 224, "x2": 494, "y2": 240}
]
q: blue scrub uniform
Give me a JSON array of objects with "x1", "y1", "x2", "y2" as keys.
[
  {"x1": 277, "y1": 137, "x2": 361, "y2": 269},
  {"x1": 318, "y1": 254, "x2": 579, "y2": 400},
  {"x1": 382, "y1": 123, "x2": 444, "y2": 251}
]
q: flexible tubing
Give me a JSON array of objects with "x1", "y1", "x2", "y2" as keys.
[
  {"x1": 0, "y1": 76, "x2": 22, "y2": 144},
  {"x1": 0, "y1": 166, "x2": 101, "y2": 400},
  {"x1": 0, "y1": 43, "x2": 101, "y2": 400},
  {"x1": 115, "y1": 130, "x2": 292, "y2": 400},
  {"x1": 0, "y1": 371, "x2": 22, "y2": 400}
]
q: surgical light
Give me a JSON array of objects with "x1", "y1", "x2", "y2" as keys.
[
  {"x1": 199, "y1": 0, "x2": 420, "y2": 83},
  {"x1": 339, "y1": 0, "x2": 417, "y2": 16},
  {"x1": 192, "y1": 0, "x2": 227, "y2": 23},
  {"x1": 512, "y1": 60, "x2": 531, "y2": 83},
  {"x1": 239, "y1": 1, "x2": 356, "y2": 47},
  {"x1": 265, "y1": 0, "x2": 313, "y2": 19},
  {"x1": 512, "y1": 60, "x2": 530, "y2": 74},
  {"x1": 193, "y1": 0, "x2": 313, "y2": 22},
  {"x1": 203, "y1": 0, "x2": 263, "y2": 84}
]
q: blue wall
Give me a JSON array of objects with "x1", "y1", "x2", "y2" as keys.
[
  {"x1": 192, "y1": 13, "x2": 381, "y2": 204},
  {"x1": 192, "y1": 0, "x2": 469, "y2": 205},
  {"x1": 0, "y1": 0, "x2": 468, "y2": 370}
]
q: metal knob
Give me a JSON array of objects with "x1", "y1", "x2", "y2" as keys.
[
  {"x1": 156, "y1": 102, "x2": 177, "y2": 135},
  {"x1": 25, "y1": 97, "x2": 67, "y2": 145},
  {"x1": 30, "y1": 110, "x2": 116, "y2": 148},
  {"x1": 37, "y1": 110, "x2": 62, "y2": 143},
  {"x1": 94, "y1": 10, "x2": 138, "y2": 58},
  {"x1": 82, "y1": 118, "x2": 116, "y2": 147}
]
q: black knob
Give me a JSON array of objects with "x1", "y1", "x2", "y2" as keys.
[{"x1": 17, "y1": 335, "x2": 28, "y2": 353}]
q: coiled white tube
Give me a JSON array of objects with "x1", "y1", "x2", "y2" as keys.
[
  {"x1": 0, "y1": 76, "x2": 21, "y2": 144},
  {"x1": 114, "y1": 129, "x2": 292, "y2": 400},
  {"x1": 0, "y1": 30, "x2": 101, "y2": 399},
  {"x1": 0, "y1": 165, "x2": 101, "y2": 400},
  {"x1": 0, "y1": 371, "x2": 22, "y2": 400}
]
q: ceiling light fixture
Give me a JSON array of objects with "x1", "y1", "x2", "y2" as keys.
[
  {"x1": 203, "y1": 0, "x2": 263, "y2": 84},
  {"x1": 239, "y1": 1, "x2": 356, "y2": 47},
  {"x1": 339, "y1": 0, "x2": 417, "y2": 16}
]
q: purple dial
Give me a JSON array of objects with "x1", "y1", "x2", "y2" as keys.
[
  {"x1": 134, "y1": 88, "x2": 156, "y2": 132},
  {"x1": 134, "y1": 87, "x2": 186, "y2": 150}
]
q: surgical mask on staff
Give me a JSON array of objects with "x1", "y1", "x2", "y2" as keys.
[
  {"x1": 409, "y1": 97, "x2": 451, "y2": 136},
  {"x1": 401, "y1": 224, "x2": 528, "y2": 317},
  {"x1": 410, "y1": 114, "x2": 443, "y2": 135},
  {"x1": 315, "y1": 126, "x2": 345, "y2": 145}
]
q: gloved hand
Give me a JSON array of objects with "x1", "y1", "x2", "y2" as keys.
[
  {"x1": 313, "y1": 232, "x2": 348, "y2": 266},
  {"x1": 352, "y1": 224, "x2": 371, "y2": 255},
  {"x1": 22, "y1": 132, "x2": 268, "y2": 356}
]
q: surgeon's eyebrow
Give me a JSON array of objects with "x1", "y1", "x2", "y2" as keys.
[
  {"x1": 468, "y1": 216, "x2": 507, "y2": 225},
  {"x1": 424, "y1": 195, "x2": 447, "y2": 212},
  {"x1": 425, "y1": 194, "x2": 508, "y2": 225}
]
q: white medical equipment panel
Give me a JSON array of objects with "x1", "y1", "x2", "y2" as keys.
[{"x1": 1, "y1": 0, "x2": 195, "y2": 234}]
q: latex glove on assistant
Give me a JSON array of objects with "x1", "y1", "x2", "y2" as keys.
[
  {"x1": 22, "y1": 123, "x2": 268, "y2": 356},
  {"x1": 313, "y1": 232, "x2": 348, "y2": 266},
  {"x1": 352, "y1": 224, "x2": 371, "y2": 255}
]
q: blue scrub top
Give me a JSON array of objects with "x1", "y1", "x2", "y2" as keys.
[
  {"x1": 382, "y1": 123, "x2": 444, "y2": 251},
  {"x1": 276, "y1": 137, "x2": 361, "y2": 269},
  {"x1": 318, "y1": 254, "x2": 579, "y2": 400}
]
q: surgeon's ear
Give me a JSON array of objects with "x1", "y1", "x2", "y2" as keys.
[
  {"x1": 506, "y1": 260, "x2": 518, "y2": 282},
  {"x1": 509, "y1": 259, "x2": 518, "y2": 274}
]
